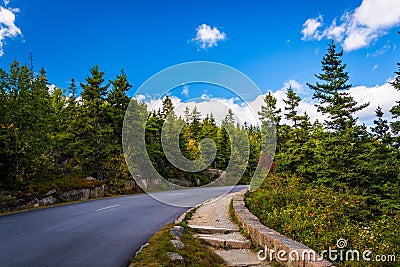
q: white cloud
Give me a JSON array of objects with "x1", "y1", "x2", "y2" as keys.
[
  {"x1": 349, "y1": 82, "x2": 400, "y2": 123},
  {"x1": 301, "y1": 0, "x2": 400, "y2": 51},
  {"x1": 181, "y1": 84, "x2": 189, "y2": 96},
  {"x1": 191, "y1": 24, "x2": 226, "y2": 49},
  {"x1": 135, "y1": 79, "x2": 400, "y2": 127},
  {"x1": 282, "y1": 79, "x2": 304, "y2": 93},
  {"x1": 3, "y1": 0, "x2": 10, "y2": 6},
  {"x1": 367, "y1": 42, "x2": 392, "y2": 57},
  {"x1": 0, "y1": 5, "x2": 22, "y2": 57},
  {"x1": 301, "y1": 15, "x2": 323, "y2": 40}
]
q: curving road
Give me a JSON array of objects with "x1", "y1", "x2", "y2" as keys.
[{"x1": 0, "y1": 185, "x2": 246, "y2": 267}]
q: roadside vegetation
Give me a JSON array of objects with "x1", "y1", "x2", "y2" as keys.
[
  {"x1": 246, "y1": 41, "x2": 400, "y2": 266},
  {"x1": 0, "y1": 61, "x2": 259, "y2": 210},
  {"x1": 131, "y1": 223, "x2": 226, "y2": 266},
  {"x1": 1, "y1": 39, "x2": 399, "y2": 266}
]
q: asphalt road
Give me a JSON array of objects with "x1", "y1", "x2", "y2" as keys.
[{"x1": 0, "y1": 185, "x2": 247, "y2": 267}]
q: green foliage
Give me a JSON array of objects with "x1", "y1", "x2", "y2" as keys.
[
  {"x1": 131, "y1": 223, "x2": 226, "y2": 267},
  {"x1": 390, "y1": 62, "x2": 400, "y2": 147},
  {"x1": 307, "y1": 41, "x2": 369, "y2": 132},
  {"x1": 246, "y1": 42, "x2": 400, "y2": 267},
  {"x1": 245, "y1": 174, "x2": 400, "y2": 266},
  {"x1": 0, "y1": 62, "x2": 140, "y2": 196}
]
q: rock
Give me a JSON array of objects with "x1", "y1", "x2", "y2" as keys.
[
  {"x1": 61, "y1": 188, "x2": 90, "y2": 201},
  {"x1": 167, "y1": 252, "x2": 185, "y2": 265},
  {"x1": 38, "y1": 196, "x2": 57, "y2": 206},
  {"x1": 26, "y1": 199, "x2": 39, "y2": 208},
  {"x1": 90, "y1": 186, "x2": 105, "y2": 199},
  {"x1": 43, "y1": 189, "x2": 56, "y2": 197},
  {"x1": 61, "y1": 187, "x2": 105, "y2": 201},
  {"x1": 173, "y1": 225, "x2": 184, "y2": 232},
  {"x1": 85, "y1": 176, "x2": 96, "y2": 181},
  {"x1": 170, "y1": 228, "x2": 182, "y2": 238},
  {"x1": 171, "y1": 239, "x2": 185, "y2": 249}
]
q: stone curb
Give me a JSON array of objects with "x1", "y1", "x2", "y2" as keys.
[{"x1": 233, "y1": 192, "x2": 335, "y2": 267}]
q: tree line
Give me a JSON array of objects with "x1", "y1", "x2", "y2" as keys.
[
  {"x1": 0, "y1": 41, "x2": 399, "y2": 209},
  {"x1": 245, "y1": 42, "x2": 400, "y2": 265}
]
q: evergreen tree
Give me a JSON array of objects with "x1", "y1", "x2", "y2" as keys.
[
  {"x1": 76, "y1": 65, "x2": 111, "y2": 180},
  {"x1": 307, "y1": 41, "x2": 369, "y2": 131},
  {"x1": 258, "y1": 92, "x2": 281, "y2": 125},
  {"x1": 103, "y1": 70, "x2": 132, "y2": 192},
  {"x1": 390, "y1": 62, "x2": 400, "y2": 146},
  {"x1": 189, "y1": 105, "x2": 202, "y2": 141},
  {"x1": 161, "y1": 96, "x2": 174, "y2": 119},
  {"x1": 283, "y1": 86, "x2": 302, "y2": 128},
  {"x1": 371, "y1": 106, "x2": 391, "y2": 145}
]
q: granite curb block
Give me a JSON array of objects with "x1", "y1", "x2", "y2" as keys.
[{"x1": 233, "y1": 192, "x2": 335, "y2": 267}]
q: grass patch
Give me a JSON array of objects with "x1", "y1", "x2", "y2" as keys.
[{"x1": 131, "y1": 223, "x2": 226, "y2": 267}]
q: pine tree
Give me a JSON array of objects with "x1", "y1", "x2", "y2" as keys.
[
  {"x1": 258, "y1": 92, "x2": 281, "y2": 125},
  {"x1": 77, "y1": 65, "x2": 111, "y2": 180},
  {"x1": 371, "y1": 106, "x2": 391, "y2": 145},
  {"x1": 390, "y1": 62, "x2": 400, "y2": 146},
  {"x1": 283, "y1": 86, "x2": 302, "y2": 128},
  {"x1": 307, "y1": 41, "x2": 369, "y2": 131},
  {"x1": 189, "y1": 105, "x2": 202, "y2": 141},
  {"x1": 161, "y1": 96, "x2": 174, "y2": 119},
  {"x1": 103, "y1": 70, "x2": 132, "y2": 192}
]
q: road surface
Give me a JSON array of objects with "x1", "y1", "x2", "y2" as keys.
[{"x1": 0, "y1": 185, "x2": 246, "y2": 267}]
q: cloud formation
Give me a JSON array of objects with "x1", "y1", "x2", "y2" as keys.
[
  {"x1": 136, "y1": 79, "x2": 400, "y2": 127},
  {"x1": 191, "y1": 24, "x2": 226, "y2": 49},
  {"x1": 0, "y1": 4, "x2": 22, "y2": 57},
  {"x1": 181, "y1": 84, "x2": 189, "y2": 96},
  {"x1": 301, "y1": 0, "x2": 400, "y2": 51},
  {"x1": 301, "y1": 15, "x2": 323, "y2": 40}
]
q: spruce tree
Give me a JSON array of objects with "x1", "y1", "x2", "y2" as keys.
[
  {"x1": 307, "y1": 41, "x2": 369, "y2": 131},
  {"x1": 258, "y1": 92, "x2": 281, "y2": 125},
  {"x1": 283, "y1": 86, "x2": 302, "y2": 128},
  {"x1": 161, "y1": 96, "x2": 174, "y2": 119},
  {"x1": 390, "y1": 62, "x2": 400, "y2": 146},
  {"x1": 371, "y1": 106, "x2": 391, "y2": 145},
  {"x1": 77, "y1": 65, "x2": 110, "y2": 180}
]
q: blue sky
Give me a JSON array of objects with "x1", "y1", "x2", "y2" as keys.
[{"x1": 1, "y1": 0, "x2": 400, "y2": 124}]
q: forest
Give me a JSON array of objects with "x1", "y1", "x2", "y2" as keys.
[
  {"x1": 0, "y1": 41, "x2": 399, "y2": 264},
  {"x1": 245, "y1": 42, "x2": 400, "y2": 266}
]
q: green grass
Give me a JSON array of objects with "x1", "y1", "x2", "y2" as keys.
[{"x1": 130, "y1": 223, "x2": 226, "y2": 267}]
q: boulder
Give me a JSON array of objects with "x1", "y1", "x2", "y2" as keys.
[
  {"x1": 61, "y1": 188, "x2": 90, "y2": 201},
  {"x1": 167, "y1": 252, "x2": 185, "y2": 265},
  {"x1": 171, "y1": 239, "x2": 185, "y2": 249},
  {"x1": 61, "y1": 187, "x2": 104, "y2": 201},
  {"x1": 39, "y1": 196, "x2": 57, "y2": 206},
  {"x1": 26, "y1": 199, "x2": 39, "y2": 208},
  {"x1": 90, "y1": 186, "x2": 105, "y2": 199},
  {"x1": 43, "y1": 189, "x2": 56, "y2": 197},
  {"x1": 170, "y1": 228, "x2": 182, "y2": 238}
]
